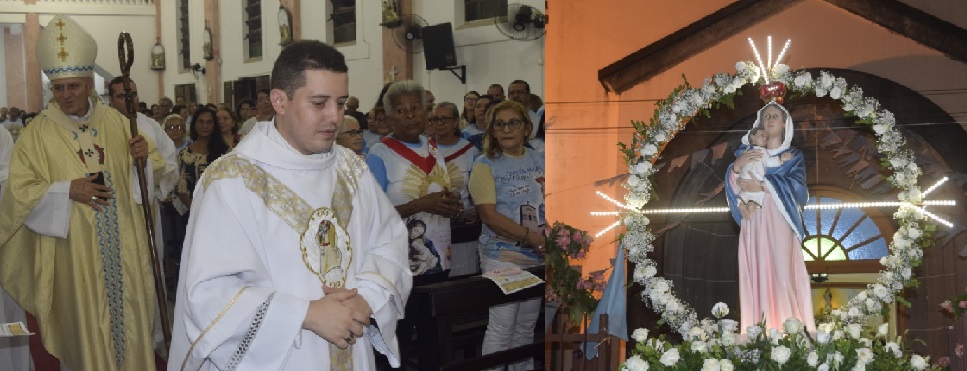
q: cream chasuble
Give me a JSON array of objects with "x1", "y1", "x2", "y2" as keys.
[
  {"x1": 0, "y1": 99, "x2": 164, "y2": 371},
  {"x1": 169, "y1": 122, "x2": 412, "y2": 371}
]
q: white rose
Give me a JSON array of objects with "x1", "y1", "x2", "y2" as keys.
[
  {"x1": 848, "y1": 308, "x2": 860, "y2": 317},
  {"x1": 831, "y1": 351, "x2": 845, "y2": 366},
  {"x1": 746, "y1": 325, "x2": 762, "y2": 340},
  {"x1": 720, "y1": 332, "x2": 737, "y2": 346},
  {"x1": 815, "y1": 88, "x2": 828, "y2": 98},
  {"x1": 771, "y1": 345, "x2": 791, "y2": 365},
  {"x1": 817, "y1": 364, "x2": 830, "y2": 371},
  {"x1": 720, "y1": 359, "x2": 734, "y2": 371},
  {"x1": 643, "y1": 265, "x2": 657, "y2": 278},
  {"x1": 908, "y1": 227, "x2": 922, "y2": 239},
  {"x1": 783, "y1": 318, "x2": 803, "y2": 334},
  {"x1": 712, "y1": 302, "x2": 729, "y2": 318},
  {"x1": 659, "y1": 348, "x2": 680, "y2": 366},
  {"x1": 688, "y1": 326, "x2": 705, "y2": 341},
  {"x1": 847, "y1": 323, "x2": 863, "y2": 339},
  {"x1": 807, "y1": 351, "x2": 819, "y2": 366},
  {"x1": 719, "y1": 319, "x2": 739, "y2": 333},
  {"x1": 901, "y1": 267, "x2": 912, "y2": 280},
  {"x1": 627, "y1": 174, "x2": 640, "y2": 187},
  {"x1": 856, "y1": 347, "x2": 874, "y2": 364},
  {"x1": 856, "y1": 291, "x2": 868, "y2": 301},
  {"x1": 768, "y1": 328, "x2": 782, "y2": 344},
  {"x1": 634, "y1": 161, "x2": 653, "y2": 174},
  {"x1": 623, "y1": 355, "x2": 649, "y2": 371},
  {"x1": 889, "y1": 157, "x2": 907, "y2": 169},
  {"x1": 884, "y1": 342, "x2": 902, "y2": 358},
  {"x1": 736, "y1": 61, "x2": 748, "y2": 72},
  {"x1": 691, "y1": 340, "x2": 708, "y2": 353},
  {"x1": 852, "y1": 363, "x2": 866, "y2": 371},
  {"x1": 632, "y1": 328, "x2": 649, "y2": 343},
  {"x1": 773, "y1": 64, "x2": 790, "y2": 77},
  {"x1": 641, "y1": 143, "x2": 658, "y2": 157},
  {"x1": 872, "y1": 123, "x2": 889, "y2": 135},
  {"x1": 652, "y1": 280, "x2": 669, "y2": 293},
  {"x1": 830, "y1": 86, "x2": 843, "y2": 100},
  {"x1": 653, "y1": 131, "x2": 668, "y2": 143},
  {"x1": 874, "y1": 285, "x2": 889, "y2": 300},
  {"x1": 910, "y1": 354, "x2": 928, "y2": 370},
  {"x1": 723, "y1": 84, "x2": 737, "y2": 94},
  {"x1": 701, "y1": 358, "x2": 720, "y2": 371},
  {"x1": 665, "y1": 299, "x2": 680, "y2": 313},
  {"x1": 833, "y1": 330, "x2": 844, "y2": 340},
  {"x1": 817, "y1": 330, "x2": 831, "y2": 344}
]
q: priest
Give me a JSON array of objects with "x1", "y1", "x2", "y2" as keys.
[
  {"x1": 168, "y1": 40, "x2": 412, "y2": 370},
  {"x1": 0, "y1": 14, "x2": 163, "y2": 370}
]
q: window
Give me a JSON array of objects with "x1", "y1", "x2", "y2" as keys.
[
  {"x1": 244, "y1": 0, "x2": 263, "y2": 60},
  {"x1": 178, "y1": 0, "x2": 190, "y2": 71},
  {"x1": 332, "y1": 1, "x2": 356, "y2": 44},
  {"x1": 464, "y1": 0, "x2": 507, "y2": 22},
  {"x1": 801, "y1": 196, "x2": 889, "y2": 263}
]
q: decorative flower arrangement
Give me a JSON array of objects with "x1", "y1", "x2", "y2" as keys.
[
  {"x1": 544, "y1": 221, "x2": 607, "y2": 325},
  {"x1": 616, "y1": 61, "x2": 938, "y2": 369},
  {"x1": 940, "y1": 285, "x2": 967, "y2": 320},
  {"x1": 622, "y1": 303, "x2": 936, "y2": 370}
]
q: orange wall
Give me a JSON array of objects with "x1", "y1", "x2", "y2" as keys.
[{"x1": 546, "y1": 0, "x2": 967, "y2": 282}]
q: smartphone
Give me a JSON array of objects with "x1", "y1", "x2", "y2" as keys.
[{"x1": 92, "y1": 172, "x2": 105, "y2": 186}]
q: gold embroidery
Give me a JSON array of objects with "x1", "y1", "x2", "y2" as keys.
[{"x1": 180, "y1": 286, "x2": 250, "y2": 371}]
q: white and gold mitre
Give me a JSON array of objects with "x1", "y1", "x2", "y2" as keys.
[{"x1": 37, "y1": 15, "x2": 97, "y2": 80}]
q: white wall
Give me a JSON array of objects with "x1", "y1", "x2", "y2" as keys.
[{"x1": 161, "y1": 0, "x2": 545, "y2": 111}]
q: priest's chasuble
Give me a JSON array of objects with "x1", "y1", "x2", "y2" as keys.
[
  {"x1": 169, "y1": 122, "x2": 412, "y2": 371},
  {"x1": 0, "y1": 99, "x2": 164, "y2": 371}
]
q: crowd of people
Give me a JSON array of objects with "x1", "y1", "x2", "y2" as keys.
[{"x1": 0, "y1": 14, "x2": 546, "y2": 371}]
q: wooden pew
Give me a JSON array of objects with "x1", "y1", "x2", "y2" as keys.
[
  {"x1": 408, "y1": 266, "x2": 545, "y2": 371},
  {"x1": 546, "y1": 313, "x2": 623, "y2": 371}
]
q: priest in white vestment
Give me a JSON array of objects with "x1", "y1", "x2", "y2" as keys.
[{"x1": 168, "y1": 40, "x2": 412, "y2": 371}]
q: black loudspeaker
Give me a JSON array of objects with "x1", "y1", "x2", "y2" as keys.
[{"x1": 422, "y1": 23, "x2": 457, "y2": 70}]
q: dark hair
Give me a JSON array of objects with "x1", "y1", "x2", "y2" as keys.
[
  {"x1": 461, "y1": 90, "x2": 479, "y2": 123},
  {"x1": 271, "y1": 40, "x2": 348, "y2": 99},
  {"x1": 256, "y1": 89, "x2": 271, "y2": 98},
  {"x1": 482, "y1": 100, "x2": 532, "y2": 159},
  {"x1": 188, "y1": 107, "x2": 230, "y2": 163},
  {"x1": 217, "y1": 107, "x2": 240, "y2": 135},
  {"x1": 375, "y1": 82, "x2": 394, "y2": 109},
  {"x1": 172, "y1": 104, "x2": 187, "y2": 116},
  {"x1": 509, "y1": 79, "x2": 530, "y2": 93},
  {"x1": 236, "y1": 97, "x2": 255, "y2": 113},
  {"x1": 488, "y1": 83, "x2": 504, "y2": 94}
]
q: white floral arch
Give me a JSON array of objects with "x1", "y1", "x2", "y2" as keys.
[{"x1": 622, "y1": 61, "x2": 931, "y2": 337}]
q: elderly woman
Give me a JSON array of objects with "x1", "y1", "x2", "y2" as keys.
[
  {"x1": 468, "y1": 100, "x2": 544, "y2": 371},
  {"x1": 366, "y1": 81, "x2": 463, "y2": 364},
  {"x1": 366, "y1": 80, "x2": 461, "y2": 281},
  {"x1": 336, "y1": 115, "x2": 364, "y2": 155},
  {"x1": 431, "y1": 101, "x2": 481, "y2": 276}
]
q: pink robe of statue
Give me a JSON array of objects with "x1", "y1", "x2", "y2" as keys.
[{"x1": 730, "y1": 173, "x2": 815, "y2": 332}]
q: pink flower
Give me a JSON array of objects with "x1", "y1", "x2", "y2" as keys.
[
  {"x1": 956, "y1": 343, "x2": 964, "y2": 358},
  {"x1": 935, "y1": 357, "x2": 951, "y2": 367},
  {"x1": 577, "y1": 280, "x2": 592, "y2": 291},
  {"x1": 959, "y1": 301, "x2": 967, "y2": 309},
  {"x1": 544, "y1": 226, "x2": 551, "y2": 237},
  {"x1": 572, "y1": 249, "x2": 587, "y2": 260},
  {"x1": 555, "y1": 234, "x2": 571, "y2": 249},
  {"x1": 941, "y1": 300, "x2": 954, "y2": 313},
  {"x1": 572, "y1": 230, "x2": 584, "y2": 244}
]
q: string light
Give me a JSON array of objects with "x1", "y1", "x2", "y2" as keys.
[
  {"x1": 923, "y1": 176, "x2": 949, "y2": 196},
  {"x1": 591, "y1": 176, "x2": 957, "y2": 236},
  {"x1": 594, "y1": 221, "x2": 622, "y2": 238},
  {"x1": 767, "y1": 36, "x2": 773, "y2": 74},
  {"x1": 774, "y1": 39, "x2": 792, "y2": 68},
  {"x1": 748, "y1": 38, "x2": 769, "y2": 84}
]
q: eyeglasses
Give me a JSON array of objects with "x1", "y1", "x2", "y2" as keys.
[
  {"x1": 165, "y1": 125, "x2": 185, "y2": 131},
  {"x1": 493, "y1": 119, "x2": 524, "y2": 130},
  {"x1": 339, "y1": 129, "x2": 363, "y2": 136},
  {"x1": 428, "y1": 116, "x2": 457, "y2": 125}
]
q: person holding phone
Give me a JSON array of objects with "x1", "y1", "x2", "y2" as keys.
[{"x1": 0, "y1": 15, "x2": 164, "y2": 370}]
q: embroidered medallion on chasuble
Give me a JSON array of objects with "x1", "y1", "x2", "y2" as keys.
[{"x1": 200, "y1": 153, "x2": 359, "y2": 370}]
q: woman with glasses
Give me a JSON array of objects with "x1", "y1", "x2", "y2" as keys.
[
  {"x1": 336, "y1": 115, "x2": 364, "y2": 156},
  {"x1": 163, "y1": 114, "x2": 191, "y2": 152},
  {"x1": 468, "y1": 100, "x2": 545, "y2": 371},
  {"x1": 431, "y1": 102, "x2": 481, "y2": 277}
]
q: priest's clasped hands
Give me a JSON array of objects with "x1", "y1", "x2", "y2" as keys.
[{"x1": 302, "y1": 285, "x2": 374, "y2": 349}]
